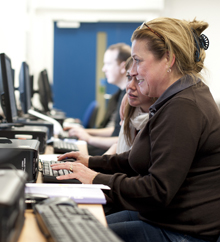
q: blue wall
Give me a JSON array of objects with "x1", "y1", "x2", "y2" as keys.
[{"x1": 53, "y1": 22, "x2": 142, "y2": 120}]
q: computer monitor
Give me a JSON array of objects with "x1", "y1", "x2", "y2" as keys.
[
  {"x1": 19, "y1": 62, "x2": 32, "y2": 114},
  {"x1": 30, "y1": 75, "x2": 34, "y2": 98},
  {"x1": 0, "y1": 53, "x2": 18, "y2": 123},
  {"x1": 38, "y1": 69, "x2": 53, "y2": 112},
  {"x1": 11, "y1": 68, "x2": 15, "y2": 86}
]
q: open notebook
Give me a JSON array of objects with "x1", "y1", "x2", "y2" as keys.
[{"x1": 25, "y1": 183, "x2": 110, "y2": 204}]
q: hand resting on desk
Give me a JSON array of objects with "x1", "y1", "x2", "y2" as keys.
[{"x1": 51, "y1": 151, "x2": 98, "y2": 184}]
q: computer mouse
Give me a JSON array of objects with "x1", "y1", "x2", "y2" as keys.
[
  {"x1": 25, "y1": 193, "x2": 49, "y2": 202},
  {"x1": 25, "y1": 193, "x2": 49, "y2": 208},
  {"x1": 0, "y1": 137, "x2": 12, "y2": 143},
  {"x1": 62, "y1": 158, "x2": 76, "y2": 162},
  {"x1": 56, "y1": 158, "x2": 76, "y2": 162},
  {"x1": 39, "y1": 197, "x2": 77, "y2": 207}
]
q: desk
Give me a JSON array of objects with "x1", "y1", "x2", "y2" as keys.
[{"x1": 18, "y1": 142, "x2": 107, "y2": 242}]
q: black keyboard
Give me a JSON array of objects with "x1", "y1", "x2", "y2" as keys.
[
  {"x1": 34, "y1": 197, "x2": 123, "y2": 242},
  {"x1": 42, "y1": 160, "x2": 81, "y2": 183},
  {"x1": 53, "y1": 140, "x2": 79, "y2": 154}
]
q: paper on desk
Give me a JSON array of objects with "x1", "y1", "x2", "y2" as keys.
[
  {"x1": 63, "y1": 139, "x2": 86, "y2": 145},
  {"x1": 25, "y1": 183, "x2": 110, "y2": 204},
  {"x1": 39, "y1": 154, "x2": 60, "y2": 161}
]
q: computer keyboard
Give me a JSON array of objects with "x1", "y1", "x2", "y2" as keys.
[
  {"x1": 53, "y1": 139, "x2": 79, "y2": 154},
  {"x1": 42, "y1": 160, "x2": 81, "y2": 183},
  {"x1": 34, "y1": 197, "x2": 123, "y2": 242}
]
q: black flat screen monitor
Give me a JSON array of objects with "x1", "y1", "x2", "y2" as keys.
[
  {"x1": 19, "y1": 62, "x2": 32, "y2": 114},
  {"x1": 30, "y1": 75, "x2": 34, "y2": 98},
  {"x1": 38, "y1": 69, "x2": 53, "y2": 112},
  {"x1": 0, "y1": 53, "x2": 18, "y2": 123},
  {"x1": 12, "y1": 68, "x2": 15, "y2": 86}
]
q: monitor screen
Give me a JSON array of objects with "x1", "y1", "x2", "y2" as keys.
[
  {"x1": 0, "y1": 53, "x2": 18, "y2": 123},
  {"x1": 38, "y1": 69, "x2": 53, "y2": 112},
  {"x1": 11, "y1": 68, "x2": 15, "y2": 86},
  {"x1": 29, "y1": 75, "x2": 34, "y2": 98},
  {"x1": 19, "y1": 62, "x2": 32, "y2": 114}
]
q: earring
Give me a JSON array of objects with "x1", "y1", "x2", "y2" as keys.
[{"x1": 167, "y1": 68, "x2": 171, "y2": 73}]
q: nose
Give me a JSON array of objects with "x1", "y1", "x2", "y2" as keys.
[
  {"x1": 130, "y1": 62, "x2": 137, "y2": 77},
  {"x1": 126, "y1": 77, "x2": 137, "y2": 90}
]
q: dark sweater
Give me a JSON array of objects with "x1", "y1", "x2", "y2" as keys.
[
  {"x1": 89, "y1": 77, "x2": 220, "y2": 241},
  {"x1": 98, "y1": 89, "x2": 122, "y2": 128},
  {"x1": 87, "y1": 89, "x2": 126, "y2": 156}
]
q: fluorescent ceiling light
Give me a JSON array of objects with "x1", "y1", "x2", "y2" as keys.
[{"x1": 57, "y1": 21, "x2": 80, "y2": 28}]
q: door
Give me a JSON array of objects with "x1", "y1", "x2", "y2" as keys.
[{"x1": 53, "y1": 22, "x2": 142, "y2": 120}]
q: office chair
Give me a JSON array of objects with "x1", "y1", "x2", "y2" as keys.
[{"x1": 82, "y1": 100, "x2": 99, "y2": 128}]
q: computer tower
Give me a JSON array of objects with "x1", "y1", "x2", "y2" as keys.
[
  {"x1": 0, "y1": 169, "x2": 27, "y2": 242},
  {"x1": 0, "y1": 124, "x2": 48, "y2": 154},
  {"x1": 0, "y1": 138, "x2": 39, "y2": 182}
]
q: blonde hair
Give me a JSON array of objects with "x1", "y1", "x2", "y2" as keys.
[{"x1": 131, "y1": 17, "x2": 209, "y2": 80}]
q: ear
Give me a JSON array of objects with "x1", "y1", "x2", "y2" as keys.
[
  {"x1": 120, "y1": 61, "x2": 126, "y2": 74},
  {"x1": 166, "y1": 51, "x2": 175, "y2": 68}
]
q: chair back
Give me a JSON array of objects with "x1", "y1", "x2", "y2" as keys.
[{"x1": 82, "y1": 100, "x2": 99, "y2": 128}]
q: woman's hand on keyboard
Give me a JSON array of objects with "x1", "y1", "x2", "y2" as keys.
[
  {"x1": 50, "y1": 161, "x2": 98, "y2": 184},
  {"x1": 57, "y1": 151, "x2": 90, "y2": 167}
]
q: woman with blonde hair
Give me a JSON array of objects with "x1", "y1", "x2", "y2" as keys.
[{"x1": 52, "y1": 17, "x2": 220, "y2": 242}]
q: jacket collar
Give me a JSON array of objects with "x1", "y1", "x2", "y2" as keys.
[{"x1": 149, "y1": 76, "x2": 201, "y2": 118}]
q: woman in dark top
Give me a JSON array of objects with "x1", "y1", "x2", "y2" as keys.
[{"x1": 51, "y1": 17, "x2": 220, "y2": 242}]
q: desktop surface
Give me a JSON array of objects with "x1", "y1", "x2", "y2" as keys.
[{"x1": 17, "y1": 143, "x2": 107, "y2": 242}]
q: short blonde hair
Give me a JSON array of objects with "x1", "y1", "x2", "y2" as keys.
[{"x1": 131, "y1": 17, "x2": 209, "y2": 80}]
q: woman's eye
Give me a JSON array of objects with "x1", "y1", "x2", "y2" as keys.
[{"x1": 126, "y1": 75, "x2": 132, "y2": 81}]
